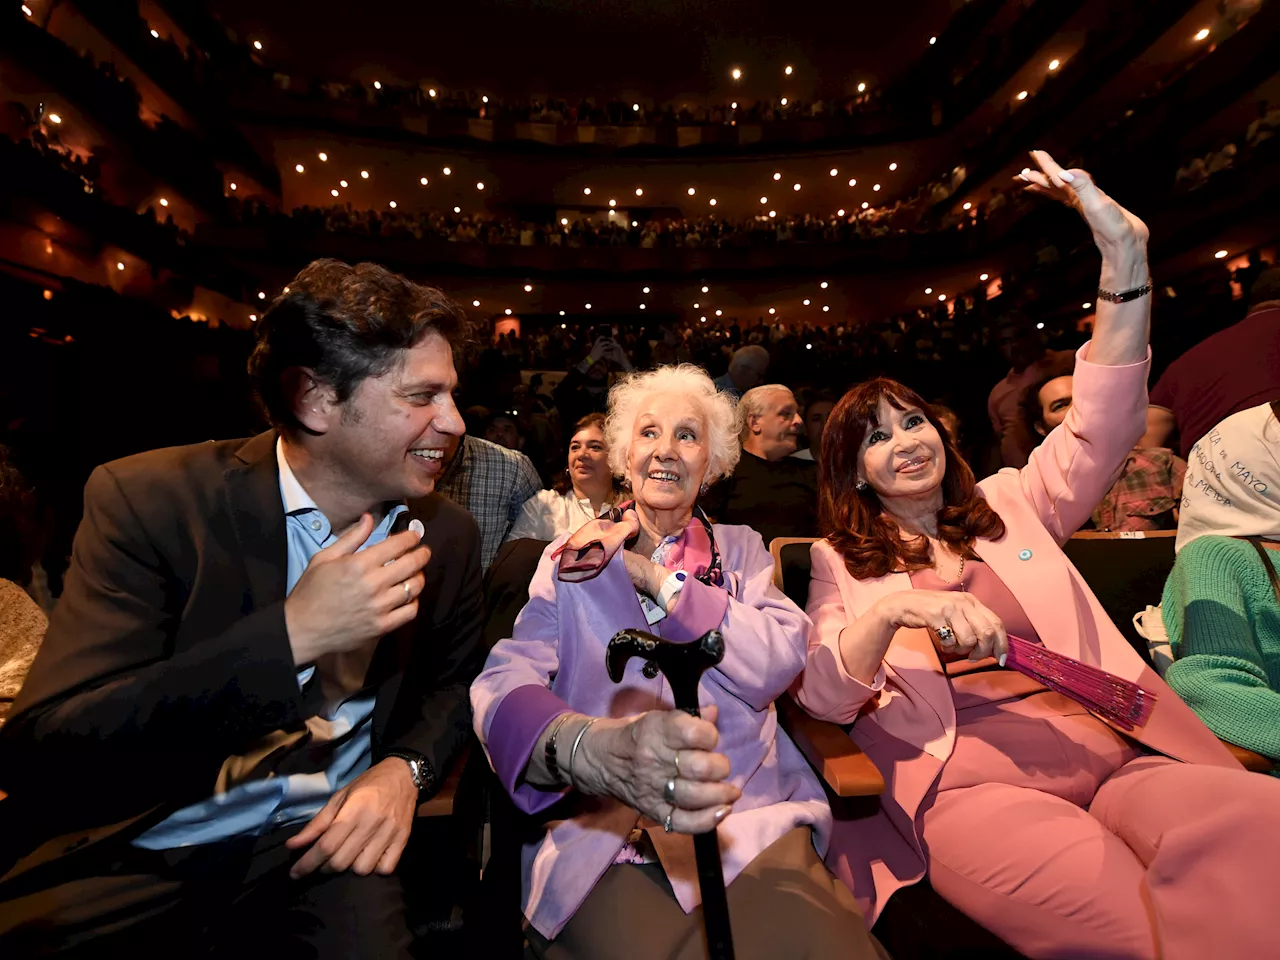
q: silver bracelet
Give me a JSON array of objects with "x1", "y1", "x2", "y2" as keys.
[{"x1": 567, "y1": 717, "x2": 601, "y2": 787}]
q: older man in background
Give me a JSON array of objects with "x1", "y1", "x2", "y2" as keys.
[
  {"x1": 713, "y1": 344, "x2": 771, "y2": 401},
  {"x1": 704, "y1": 384, "x2": 817, "y2": 545}
]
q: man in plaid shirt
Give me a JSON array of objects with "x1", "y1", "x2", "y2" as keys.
[
  {"x1": 1024, "y1": 372, "x2": 1187, "y2": 532},
  {"x1": 435, "y1": 434, "x2": 542, "y2": 568}
]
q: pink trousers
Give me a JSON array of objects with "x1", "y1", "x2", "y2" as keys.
[{"x1": 919, "y1": 693, "x2": 1280, "y2": 960}]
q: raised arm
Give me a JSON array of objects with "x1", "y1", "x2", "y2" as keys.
[{"x1": 1012, "y1": 151, "x2": 1153, "y2": 542}]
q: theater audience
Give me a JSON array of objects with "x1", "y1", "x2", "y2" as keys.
[
  {"x1": 792, "y1": 392, "x2": 836, "y2": 463},
  {"x1": 986, "y1": 314, "x2": 1075, "y2": 467},
  {"x1": 1163, "y1": 400, "x2": 1280, "y2": 764},
  {"x1": 1023, "y1": 370, "x2": 1186, "y2": 532},
  {"x1": 553, "y1": 336, "x2": 631, "y2": 442},
  {"x1": 0, "y1": 447, "x2": 45, "y2": 727},
  {"x1": 0, "y1": 260, "x2": 485, "y2": 953},
  {"x1": 1147, "y1": 264, "x2": 1280, "y2": 457},
  {"x1": 795, "y1": 152, "x2": 1280, "y2": 959},
  {"x1": 931, "y1": 404, "x2": 962, "y2": 449},
  {"x1": 471, "y1": 364, "x2": 881, "y2": 959},
  {"x1": 483, "y1": 411, "x2": 525, "y2": 451},
  {"x1": 507, "y1": 413, "x2": 620, "y2": 542},
  {"x1": 705, "y1": 384, "x2": 818, "y2": 544},
  {"x1": 712, "y1": 344, "x2": 770, "y2": 400},
  {"x1": 435, "y1": 432, "x2": 543, "y2": 569}
]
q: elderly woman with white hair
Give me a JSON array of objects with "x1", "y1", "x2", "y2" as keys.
[{"x1": 471, "y1": 364, "x2": 882, "y2": 959}]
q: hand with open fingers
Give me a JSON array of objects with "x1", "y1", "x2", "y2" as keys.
[
  {"x1": 1015, "y1": 149, "x2": 1149, "y2": 259},
  {"x1": 880, "y1": 589, "x2": 1010, "y2": 665},
  {"x1": 573, "y1": 705, "x2": 740, "y2": 834},
  {"x1": 284, "y1": 512, "x2": 431, "y2": 665},
  {"x1": 285, "y1": 757, "x2": 418, "y2": 879}
]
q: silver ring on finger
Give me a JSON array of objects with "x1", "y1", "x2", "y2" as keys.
[
  {"x1": 673, "y1": 751, "x2": 681, "y2": 778},
  {"x1": 402, "y1": 580, "x2": 412, "y2": 605},
  {"x1": 936, "y1": 624, "x2": 956, "y2": 644},
  {"x1": 663, "y1": 778, "x2": 677, "y2": 804},
  {"x1": 664, "y1": 807, "x2": 674, "y2": 833}
]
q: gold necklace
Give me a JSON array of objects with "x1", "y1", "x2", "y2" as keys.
[{"x1": 933, "y1": 547, "x2": 966, "y2": 584}]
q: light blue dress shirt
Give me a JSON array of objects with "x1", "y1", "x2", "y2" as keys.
[{"x1": 134, "y1": 440, "x2": 407, "y2": 849}]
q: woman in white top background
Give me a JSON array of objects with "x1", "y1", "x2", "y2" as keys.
[{"x1": 507, "y1": 413, "x2": 620, "y2": 542}]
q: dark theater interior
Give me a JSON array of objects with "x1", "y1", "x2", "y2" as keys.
[{"x1": 2, "y1": 0, "x2": 1279, "y2": 956}]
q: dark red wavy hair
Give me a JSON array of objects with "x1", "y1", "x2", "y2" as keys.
[{"x1": 818, "y1": 377, "x2": 1006, "y2": 580}]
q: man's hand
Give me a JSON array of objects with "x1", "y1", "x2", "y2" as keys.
[
  {"x1": 285, "y1": 513, "x2": 430, "y2": 665},
  {"x1": 286, "y1": 758, "x2": 418, "y2": 879}
]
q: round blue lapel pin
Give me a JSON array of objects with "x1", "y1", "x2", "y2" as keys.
[{"x1": 1018, "y1": 548, "x2": 1033, "y2": 561}]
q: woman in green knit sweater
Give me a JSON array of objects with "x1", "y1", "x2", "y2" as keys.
[{"x1": 1162, "y1": 401, "x2": 1280, "y2": 764}]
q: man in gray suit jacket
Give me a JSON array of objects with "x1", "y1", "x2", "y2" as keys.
[{"x1": 0, "y1": 260, "x2": 484, "y2": 957}]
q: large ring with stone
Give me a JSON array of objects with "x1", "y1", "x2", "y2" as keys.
[
  {"x1": 936, "y1": 624, "x2": 956, "y2": 644},
  {"x1": 664, "y1": 809, "x2": 674, "y2": 833},
  {"x1": 663, "y1": 778, "x2": 677, "y2": 804}
]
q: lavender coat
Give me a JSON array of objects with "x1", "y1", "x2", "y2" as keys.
[{"x1": 470, "y1": 524, "x2": 830, "y2": 939}]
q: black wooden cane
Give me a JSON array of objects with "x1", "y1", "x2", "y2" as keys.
[{"x1": 606, "y1": 628, "x2": 735, "y2": 960}]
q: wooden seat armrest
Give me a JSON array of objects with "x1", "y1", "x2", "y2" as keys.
[
  {"x1": 1221, "y1": 739, "x2": 1277, "y2": 774},
  {"x1": 416, "y1": 742, "x2": 472, "y2": 818},
  {"x1": 777, "y1": 695, "x2": 885, "y2": 797}
]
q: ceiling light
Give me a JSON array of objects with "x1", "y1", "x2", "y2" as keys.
[
  {"x1": 889, "y1": 162, "x2": 898, "y2": 172},
  {"x1": 861, "y1": 201, "x2": 869, "y2": 209},
  {"x1": 633, "y1": 103, "x2": 640, "y2": 111},
  {"x1": 472, "y1": 299, "x2": 481, "y2": 307},
  {"x1": 873, "y1": 184, "x2": 881, "y2": 191},
  {"x1": 360, "y1": 170, "x2": 369, "y2": 179},
  {"x1": 731, "y1": 67, "x2": 742, "y2": 80},
  {"x1": 769, "y1": 210, "x2": 776, "y2": 218},
  {"x1": 116, "y1": 261, "x2": 125, "y2": 271},
  {"x1": 640, "y1": 304, "x2": 646, "y2": 310},
  {"x1": 694, "y1": 302, "x2": 700, "y2": 309},
  {"x1": 929, "y1": 36, "x2": 936, "y2": 45},
  {"x1": 822, "y1": 305, "x2": 830, "y2": 312},
  {"x1": 585, "y1": 303, "x2": 592, "y2": 310},
  {"x1": 938, "y1": 294, "x2": 947, "y2": 301},
  {"x1": 830, "y1": 168, "x2": 838, "y2": 177},
  {"x1": 229, "y1": 182, "x2": 238, "y2": 191},
  {"x1": 1194, "y1": 27, "x2": 1210, "y2": 41},
  {"x1": 561, "y1": 217, "x2": 568, "y2": 225},
  {"x1": 258, "y1": 291, "x2": 266, "y2": 299},
  {"x1": 150, "y1": 28, "x2": 160, "y2": 38},
  {"x1": 318, "y1": 152, "x2": 328, "y2": 161},
  {"x1": 583, "y1": 187, "x2": 591, "y2": 195},
  {"x1": 687, "y1": 187, "x2": 696, "y2": 196},
  {"x1": 159, "y1": 198, "x2": 169, "y2": 206},
  {"x1": 504, "y1": 308, "x2": 512, "y2": 315},
  {"x1": 453, "y1": 206, "x2": 461, "y2": 213},
  {"x1": 295, "y1": 163, "x2": 305, "y2": 173},
  {"x1": 609, "y1": 199, "x2": 616, "y2": 207},
  {"x1": 524, "y1": 284, "x2": 533, "y2": 292},
  {"x1": 780, "y1": 97, "x2": 789, "y2": 106},
  {"x1": 428, "y1": 88, "x2": 437, "y2": 97},
  {"x1": 373, "y1": 80, "x2": 382, "y2": 90},
  {"x1": 1016, "y1": 90, "x2": 1028, "y2": 101},
  {"x1": 1048, "y1": 59, "x2": 1060, "y2": 71},
  {"x1": 702, "y1": 286, "x2": 709, "y2": 293},
  {"x1": 715, "y1": 309, "x2": 723, "y2": 316},
  {"x1": 249, "y1": 313, "x2": 257, "y2": 321},
  {"x1": 339, "y1": 179, "x2": 348, "y2": 187},
  {"x1": 837, "y1": 208, "x2": 845, "y2": 216},
  {"x1": 635, "y1": 188, "x2": 643, "y2": 196},
  {"x1": 331, "y1": 189, "x2": 339, "y2": 197},
  {"x1": 1214, "y1": 249, "x2": 1229, "y2": 259},
  {"x1": 253, "y1": 40, "x2": 263, "y2": 51},
  {"x1": 806, "y1": 343, "x2": 813, "y2": 351},
  {"x1": 443, "y1": 167, "x2": 452, "y2": 175},
  {"x1": 857, "y1": 82, "x2": 866, "y2": 93},
  {"x1": 476, "y1": 182, "x2": 485, "y2": 190},
  {"x1": 709, "y1": 198, "x2": 717, "y2": 206},
  {"x1": 980, "y1": 273, "x2": 989, "y2": 281},
  {"x1": 848, "y1": 178, "x2": 857, "y2": 187},
  {"x1": 48, "y1": 113, "x2": 62, "y2": 124},
  {"x1": 785, "y1": 65, "x2": 794, "y2": 76},
  {"x1": 925, "y1": 287, "x2": 933, "y2": 294},
  {"x1": 701, "y1": 316, "x2": 707, "y2": 322},
  {"x1": 731, "y1": 101, "x2": 738, "y2": 109},
  {"x1": 820, "y1": 281, "x2": 829, "y2": 289},
  {"x1": 420, "y1": 176, "x2": 428, "y2": 185},
  {"x1": 793, "y1": 183, "x2": 801, "y2": 191},
  {"x1": 803, "y1": 299, "x2": 811, "y2": 305},
  {"x1": 643, "y1": 286, "x2": 651, "y2": 293},
  {"x1": 768, "y1": 308, "x2": 776, "y2": 315},
  {"x1": 760, "y1": 196, "x2": 768, "y2": 204},
  {"x1": 963, "y1": 201, "x2": 972, "y2": 210},
  {"x1": 482, "y1": 95, "x2": 489, "y2": 103},
  {"x1": 560, "y1": 311, "x2": 566, "y2": 316},
  {"x1": 389, "y1": 200, "x2": 397, "y2": 208},
  {"x1": 1082, "y1": 302, "x2": 1092, "y2": 309},
  {"x1": 773, "y1": 172, "x2": 782, "y2": 181}
]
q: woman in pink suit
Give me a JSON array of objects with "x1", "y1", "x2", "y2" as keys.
[{"x1": 794, "y1": 150, "x2": 1280, "y2": 959}]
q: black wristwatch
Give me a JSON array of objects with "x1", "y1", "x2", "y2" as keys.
[{"x1": 383, "y1": 749, "x2": 436, "y2": 798}]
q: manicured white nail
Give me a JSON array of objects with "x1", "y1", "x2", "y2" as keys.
[
  {"x1": 998, "y1": 654, "x2": 1007, "y2": 668},
  {"x1": 1021, "y1": 167, "x2": 1031, "y2": 177},
  {"x1": 409, "y1": 519, "x2": 425, "y2": 539},
  {"x1": 1060, "y1": 171, "x2": 1075, "y2": 182}
]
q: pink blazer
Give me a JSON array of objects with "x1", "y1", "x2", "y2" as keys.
[{"x1": 792, "y1": 344, "x2": 1239, "y2": 922}]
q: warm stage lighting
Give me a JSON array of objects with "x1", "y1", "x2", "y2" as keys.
[
  {"x1": 150, "y1": 28, "x2": 160, "y2": 38},
  {"x1": 253, "y1": 40, "x2": 263, "y2": 51},
  {"x1": 1037, "y1": 322, "x2": 1045, "y2": 330},
  {"x1": 780, "y1": 97, "x2": 788, "y2": 106},
  {"x1": 609, "y1": 199, "x2": 616, "y2": 207},
  {"x1": 373, "y1": 81, "x2": 382, "y2": 90},
  {"x1": 861, "y1": 201, "x2": 869, "y2": 209},
  {"x1": 731, "y1": 67, "x2": 742, "y2": 80},
  {"x1": 340, "y1": 179, "x2": 349, "y2": 187},
  {"x1": 48, "y1": 113, "x2": 62, "y2": 124},
  {"x1": 773, "y1": 172, "x2": 782, "y2": 181},
  {"x1": 793, "y1": 183, "x2": 801, "y2": 191},
  {"x1": 633, "y1": 103, "x2": 640, "y2": 111},
  {"x1": 635, "y1": 188, "x2": 643, "y2": 196},
  {"x1": 295, "y1": 164, "x2": 305, "y2": 173},
  {"x1": 583, "y1": 187, "x2": 591, "y2": 195},
  {"x1": 640, "y1": 304, "x2": 646, "y2": 310},
  {"x1": 687, "y1": 187, "x2": 696, "y2": 196},
  {"x1": 420, "y1": 176, "x2": 428, "y2": 185},
  {"x1": 561, "y1": 218, "x2": 568, "y2": 225},
  {"x1": 873, "y1": 183, "x2": 881, "y2": 191},
  {"x1": 258, "y1": 291, "x2": 266, "y2": 299},
  {"x1": 482, "y1": 95, "x2": 489, "y2": 103},
  {"x1": 330, "y1": 189, "x2": 338, "y2": 197},
  {"x1": 1194, "y1": 28, "x2": 1210, "y2": 41},
  {"x1": 929, "y1": 36, "x2": 936, "y2": 45},
  {"x1": 925, "y1": 287, "x2": 933, "y2": 294},
  {"x1": 938, "y1": 294, "x2": 947, "y2": 301},
  {"x1": 709, "y1": 198, "x2": 717, "y2": 206},
  {"x1": 785, "y1": 65, "x2": 793, "y2": 76},
  {"x1": 731, "y1": 101, "x2": 738, "y2": 109},
  {"x1": 229, "y1": 182, "x2": 238, "y2": 191},
  {"x1": 769, "y1": 210, "x2": 776, "y2": 218},
  {"x1": 830, "y1": 168, "x2": 838, "y2": 176},
  {"x1": 585, "y1": 303, "x2": 592, "y2": 310},
  {"x1": 715, "y1": 309, "x2": 723, "y2": 316},
  {"x1": 428, "y1": 88, "x2": 437, "y2": 97},
  {"x1": 702, "y1": 286, "x2": 709, "y2": 293},
  {"x1": 889, "y1": 162, "x2": 898, "y2": 171},
  {"x1": 760, "y1": 196, "x2": 768, "y2": 204},
  {"x1": 822, "y1": 305, "x2": 830, "y2": 312},
  {"x1": 857, "y1": 82, "x2": 866, "y2": 93},
  {"x1": 980, "y1": 273, "x2": 989, "y2": 281},
  {"x1": 43, "y1": 288, "x2": 53, "y2": 300},
  {"x1": 820, "y1": 281, "x2": 829, "y2": 289},
  {"x1": 768, "y1": 308, "x2": 776, "y2": 315},
  {"x1": 1215, "y1": 249, "x2": 1229, "y2": 259},
  {"x1": 848, "y1": 178, "x2": 857, "y2": 187},
  {"x1": 453, "y1": 205, "x2": 461, "y2": 213},
  {"x1": 803, "y1": 299, "x2": 810, "y2": 305},
  {"x1": 476, "y1": 182, "x2": 485, "y2": 190},
  {"x1": 389, "y1": 200, "x2": 397, "y2": 208},
  {"x1": 837, "y1": 208, "x2": 845, "y2": 216},
  {"x1": 473, "y1": 299, "x2": 480, "y2": 306},
  {"x1": 1017, "y1": 90, "x2": 1028, "y2": 101},
  {"x1": 360, "y1": 170, "x2": 370, "y2": 179},
  {"x1": 1048, "y1": 59, "x2": 1060, "y2": 71},
  {"x1": 116, "y1": 261, "x2": 125, "y2": 271},
  {"x1": 963, "y1": 202, "x2": 972, "y2": 210},
  {"x1": 643, "y1": 286, "x2": 651, "y2": 293},
  {"x1": 443, "y1": 167, "x2": 451, "y2": 176},
  {"x1": 318, "y1": 152, "x2": 328, "y2": 161},
  {"x1": 249, "y1": 313, "x2": 257, "y2": 322},
  {"x1": 505, "y1": 308, "x2": 512, "y2": 315},
  {"x1": 159, "y1": 198, "x2": 169, "y2": 206}
]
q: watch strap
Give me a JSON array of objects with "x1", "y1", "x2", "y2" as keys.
[
  {"x1": 1096, "y1": 279, "x2": 1153, "y2": 303},
  {"x1": 383, "y1": 748, "x2": 436, "y2": 797}
]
